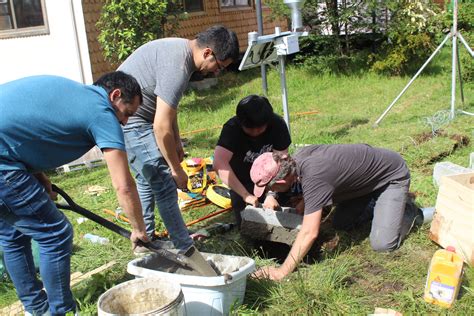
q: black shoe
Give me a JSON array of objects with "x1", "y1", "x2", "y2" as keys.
[{"x1": 400, "y1": 199, "x2": 423, "y2": 240}]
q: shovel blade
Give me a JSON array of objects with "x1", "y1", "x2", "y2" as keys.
[{"x1": 182, "y1": 246, "x2": 219, "y2": 277}]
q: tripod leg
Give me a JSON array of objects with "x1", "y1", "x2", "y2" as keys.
[
  {"x1": 456, "y1": 44, "x2": 465, "y2": 105},
  {"x1": 374, "y1": 33, "x2": 451, "y2": 126},
  {"x1": 457, "y1": 35, "x2": 474, "y2": 116},
  {"x1": 458, "y1": 32, "x2": 474, "y2": 57}
]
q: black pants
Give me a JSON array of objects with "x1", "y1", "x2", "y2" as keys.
[{"x1": 230, "y1": 181, "x2": 263, "y2": 228}]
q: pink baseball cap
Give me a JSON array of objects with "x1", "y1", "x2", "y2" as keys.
[{"x1": 250, "y1": 152, "x2": 281, "y2": 198}]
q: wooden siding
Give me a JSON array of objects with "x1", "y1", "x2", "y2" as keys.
[
  {"x1": 82, "y1": 0, "x2": 116, "y2": 80},
  {"x1": 82, "y1": 0, "x2": 287, "y2": 81},
  {"x1": 433, "y1": 0, "x2": 445, "y2": 8}
]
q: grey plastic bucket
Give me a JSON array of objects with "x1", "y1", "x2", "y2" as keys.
[{"x1": 97, "y1": 277, "x2": 185, "y2": 315}]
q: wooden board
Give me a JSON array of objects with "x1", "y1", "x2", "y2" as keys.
[{"x1": 429, "y1": 172, "x2": 474, "y2": 264}]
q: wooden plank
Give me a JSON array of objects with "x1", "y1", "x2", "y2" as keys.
[
  {"x1": 0, "y1": 261, "x2": 116, "y2": 316},
  {"x1": 435, "y1": 199, "x2": 473, "y2": 222},
  {"x1": 439, "y1": 174, "x2": 474, "y2": 200},
  {"x1": 438, "y1": 184, "x2": 474, "y2": 205},
  {"x1": 70, "y1": 260, "x2": 116, "y2": 287},
  {"x1": 430, "y1": 173, "x2": 474, "y2": 264},
  {"x1": 436, "y1": 186, "x2": 473, "y2": 210},
  {"x1": 0, "y1": 301, "x2": 22, "y2": 316}
]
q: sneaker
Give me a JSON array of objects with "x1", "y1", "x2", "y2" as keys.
[
  {"x1": 133, "y1": 239, "x2": 176, "y2": 256},
  {"x1": 133, "y1": 244, "x2": 153, "y2": 256}
]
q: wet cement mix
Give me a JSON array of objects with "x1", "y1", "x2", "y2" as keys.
[
  {"x1": 100, "y1": 281, "x2": 178, "y2": 314},
  {"x1": 137, "y1": 253, "x2": 248, "y2": 276}
]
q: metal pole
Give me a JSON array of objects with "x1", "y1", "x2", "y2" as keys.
[
  {"x1": 273, "y1": 26, "x2": 291, "y2": 132},
  {"x1": 456, "y1": 44, "x2": 465, "y2": 105},
  {"x1": 255, "y1": 0, "x2": 268, "y2": 95},
  {"x1": 374, "y1": 33, "x2": 451, "y2": 126},
  {"x1": 450, "y1": 0, "x2": 458, "y2": 119},
  {"x1": 279, "y1": 55, "x2": 291, "y2": 133}
]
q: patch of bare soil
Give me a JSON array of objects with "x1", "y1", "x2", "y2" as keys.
[
  {"x1": 404, "y1": 131, "x2": 471, "y2": 168},
  {"x1": 412, "y1": 190, "x2": 431, "y2": 200},
  {"x1": 379, "y1": 280, "x2": 405, "y2": 294},
  {"x1": 347, "y1": 261, "x2": 406, "y2": 306},
  {"x1": 412, "y1": 130, "x2": 470, "y2": 152},
  {"x1": 362, "y1": 261, "x2": 387, "y2": 275},
  {"x1": 417, "y1": 166, "x2": 433, "y2": 176},
  {"x1": 427, "y1": 133, "x2": 471, "y2": 165},
  {"x1": 450, "y1": 134, "x2": 470, "y2": 148},
  {"x1": 413, "y1": 131, "x2": 439, "y2": 144}
]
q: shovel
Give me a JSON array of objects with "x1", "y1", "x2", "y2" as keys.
[{"x1": 52, "y1": 184, "x2": 199, "y2": 273}]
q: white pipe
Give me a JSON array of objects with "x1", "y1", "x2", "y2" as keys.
[
  {"x1": 450, "y1": 0, "x2": 458, "y2": 120},
  {"x1": 70, "y1": 0, "x2": 93, "y2": 84}
]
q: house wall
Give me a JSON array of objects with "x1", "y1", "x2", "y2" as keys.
[
  {"x1": 0, "y1": 0, "x2": 93, "y2": 84},
  {"x1": 176, "y1": 2, "x2": 286, "y2": 51},
  {"x1": 83, "y1": 0, "x2": 287, "y2": 81},
  {"x1": 433, "y1": 0, "x2": 445, "y2": 8}
]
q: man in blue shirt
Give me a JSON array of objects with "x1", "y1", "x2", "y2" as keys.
[{"x1": 0, "y1": 71, "x2": 148, "y2": 315}]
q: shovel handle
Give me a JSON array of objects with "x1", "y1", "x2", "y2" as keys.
[
  {"x1": 52, "y1": 184, "x2": 132, "y2": 239},
  {"x1": 52, "y1": 184, "x2": 194, "y2": 270}
]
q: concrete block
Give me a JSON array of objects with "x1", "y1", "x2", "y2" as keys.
[
  {"x1": 433, "y1": 161, "x2": 473, "y2": 187},
  {"x1": 240, "y1": 206, "x2": 303, "y2": 245}
]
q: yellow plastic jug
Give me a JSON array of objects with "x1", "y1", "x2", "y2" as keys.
[{"x1": 424, "y1": 246, "x2": 463, "y2": 308}]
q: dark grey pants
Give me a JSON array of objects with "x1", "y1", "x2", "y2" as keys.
[{"x1": 332, "y1": 178, "x2": 411, "y2": 252}]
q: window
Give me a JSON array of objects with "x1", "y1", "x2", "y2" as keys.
[
  {"x1": 220, "y1": 0, "x2": 251, "y2": 8},
  {"x1": 183, "y1": 0, "x2": 204, "y2": 12},
  {"x1": 0, "y1": 0, "x2": 48, "y2": 39}
]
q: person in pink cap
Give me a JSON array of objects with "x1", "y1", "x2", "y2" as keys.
[{"x1": 250, "y1": 145, "x2": 419, "y2": 281}]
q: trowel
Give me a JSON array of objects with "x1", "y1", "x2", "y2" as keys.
[{"x1": 52, "y1": 185, "x2": 213, "y2": 275}]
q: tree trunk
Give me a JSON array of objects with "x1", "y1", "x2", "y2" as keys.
[{"x1": 325, "y1": 0, "x2": 341, "y2": 55}]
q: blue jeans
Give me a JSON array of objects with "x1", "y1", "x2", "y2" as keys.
[
  {"x1": 123, "y1": 122, "x2": 193, "y2": 251},
  {"x1": 0, "y1": 170, "x2": 75, "y2": 316}
]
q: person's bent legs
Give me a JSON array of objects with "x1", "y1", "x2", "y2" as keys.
[
  {"x1": 230, "y1": 190, "x2": 246, "y2": 228},
  {"x1": 332, "y1": 194, "x2": 375, "y2": 231},
  {"x1": 369, "y1": 178, "x2": 410, "y2": 252},
  {"x1": 0, "y1": 170, "x2": 75, "y2": 315},
  {"x1": 230, "y1": 181, "x2": 266, "y2": 228}
]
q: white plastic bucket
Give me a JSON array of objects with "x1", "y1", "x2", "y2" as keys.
[
  {"x1": 127, "y1": 252, "x2": 255, "y2": 316},
  {"x1": 97, "y1": 277, "x2": 185, "y2": 316}
]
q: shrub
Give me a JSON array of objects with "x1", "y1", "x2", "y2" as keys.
[
  {"x1": 457, "y1": 31, "x2": 474, "y2": 82},
  {"x1": 368, "y1": 1, "x2": 444, "y2": 75},
  {"x1": 293, "y1": 34, "x2": 372, "y2": 75},
  {"x1": 97, "y1": 0, "x2": 183, "y2": 65},
  {"x1": 452, "y1": 2, "x2": 474, "y2": 82}
]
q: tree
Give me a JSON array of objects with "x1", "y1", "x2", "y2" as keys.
[{"x1": 369, "y1": 1, "x2": 443, "y2": 75}]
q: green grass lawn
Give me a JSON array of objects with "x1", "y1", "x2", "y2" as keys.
[{"x1": 1, "y1": 53, "x2": 473, "y2": 314}]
